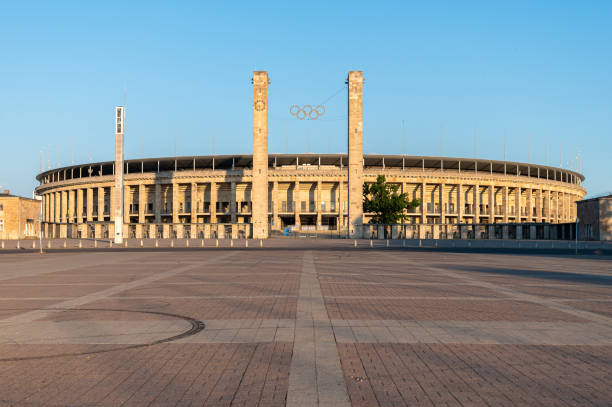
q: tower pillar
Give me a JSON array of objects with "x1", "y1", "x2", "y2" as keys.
[
  {"x1": 347, "y1": 71, "x2": 364, "y2": 238},
  {"x1": 252, "y1": 71, "x2": 270, "y2": 239}
]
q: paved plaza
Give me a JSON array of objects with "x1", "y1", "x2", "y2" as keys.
[{"x1": 0, "y1": 241, "x2": 611, "y2": 406}]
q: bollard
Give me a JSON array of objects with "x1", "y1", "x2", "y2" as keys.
[
  {"x1": 140, "y1": 239, "x2": 143, "y2": 248},
  {"x1": 63, "y1": 240, "x2": 67, "y2": 248},
  {"x1": 1, "y1": 241, "x2": 4, "y2": 249},
  {"x1": 418, "y1": 239, "x2": 422, "y2": 248},
  {"x1": 402, "y1": 239, "x2": 405, "y2": 248},
  {"x1": 354, "y1": 240, "x2": 357, "y2": 248},
  {"x1": 230, "y1": 240, "x2": 234, "y2": 248},
  {"x1": 110, "y1": 241, "x2": 113, "y2": 248},
  {"x1": 79, "y1": 240, "x2": 82, "y2": 249},
  {"x1": 369, "y1": 240, "x2": 373, "y2": 248},
  {"x1": 434, "y1": 240, "x2": 438, "y2": 248},
  {"x1": 48, "y1": 240, "x2": 51, "y2": 249},
  {"x1": 32, "y1": 241, "x2": 36, "y2": 249},
  {"x1": 155, "y1": 239, "x2": 159, "y2": 248},
  {"x1": 259, "y1": 239, "x2": 263, "y2": 248},
  {"x1": 17, "y1": 240, "x2": 20, "y2": 250},
  {"x1": 201, "y1": 239, "x2": 204, "y2": 248},
  {"x1": 171, "y1": 239, "x2": 174, "y2": 248},
  {"x1": 94, "y1": 240, "x2": 98, "y2": 248},
  {"x1": 124, "y1": 240, "x2": 128, "y2": 248},
  {"x1": 245, "y1": 239, "x2": 249, "y2": 248},
  {"x1": 216, "y1": 239, "x2": 219, "y2": 247},
  {"x1": 186, "y1": 239, "x2": 189, "y2": 248},
  {"x1": 386, "y1": 239, "x2": 389, "y2": 248}
]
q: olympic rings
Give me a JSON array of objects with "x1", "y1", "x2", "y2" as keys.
[{"x1": 289, "y1": 104, "x2": 326, "y2": 120}]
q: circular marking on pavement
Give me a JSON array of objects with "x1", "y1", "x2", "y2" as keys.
[{"x1": 0, "y1": 308, "x2": 205, "y2": 362}]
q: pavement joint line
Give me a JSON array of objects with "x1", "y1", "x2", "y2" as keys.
[
  {"x1": 0, "y1": 295, "x2": 298, "y2": 301},
  {"x1": 396, "y1": 253, "x2": 612, "y2": 328},
  {"x1": 287, "y1": 251, "x2": 350, "y2": 407},
  {"x1": 0, "y1": 281, "x2": 299, "y2": 287},
  {"x1": 0, "y1": 252, "x2": 237, "y2": 325},
  {"x1": 323, "y1": 296, "x2": 509, "y2": 300}
]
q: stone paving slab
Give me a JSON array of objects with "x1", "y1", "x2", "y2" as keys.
[
  {"x1": 324, "y1": 298, "x2": 585, "y2": 321},
  {"x1": 337, "y1": 343, "x2": 612, "y2": 407},
  {"x1": 0, "y1": 246, "x2": 611, "y2": 406}
]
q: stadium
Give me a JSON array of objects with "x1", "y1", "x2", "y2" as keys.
[{"x1": 34, "y1": 71, "x2": 586, "y2": 240}]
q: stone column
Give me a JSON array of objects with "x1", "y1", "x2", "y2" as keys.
[
  {"x1": 338, "y1": 180, "x2": 343, "y2": 229},
  {"x1": 347, "y1": 70, "x2": 364, "y2": 238},
  {"x1": 502, "y1": 186, "x2": 508, "y2": 223},
  {"x1": 53, "y1": 191, "x2": 58, "y2": 223},
  {"x1": 440, "y1": 183, "x2": 446, "y2": 224},
  {"x1": 172, "y1": 183, "x2": 179, "y2": 224},
  {"x1": 420, "y1": 182, "x2": 426, "y2": 224},
  {"x1": 61, "y1": 191, "x2": 67, "y2": 223},
  {"x1": 76, "y1": 189, "x2": 84, "y2": 223},
  {"x1": 41, "y1": 194, "x2": 46, "y2": 223},
  {"x1": 190, "y1": 182, "x2": 197, "y2": 224},
  {"x1": 526, "y1": 188, "x2": 533, "y2": 222},
  {"x1": 488, "y1": 184, "x2": 494, "y2": 223},
  {"x1": 113, "y1": 106, "x2": 125, "y2": 243},
  {"x1": 50, "y1": 192, "x2": 55, "y2": 223},
  {"x1": 272, "y1": 181, "x2": 279, "y2": 231},
  {"x1": 138, "y1": 184, "x2": 146, "y2": 224},
  {"x1": 545, "y1": 190, "x2": 551, "y2": 222},
  {"x1": 230, "y1": 181, "x2": 237, "y2": 223},
  {"x1": 536, "y1": 189, "x2": 542, "y2": 222},
  {"x1": 316, "y1": 180, "x2": 322, "y2": 227},
  {"x1": 457, "y1": 184, "x2": 463, "y2": 224},
  {"x1": 86, "y1": 188, "x2": 93, "y2": 222},
  {"x1": 154, "y1": 183, "x2": 161, "y2": 224},
  {"x1": 68, "y1": 189, "x2": 75, "y2": 223},
  {"x1": 551, "y1": 191, "x2": 557, "y2": 223},
  {"x1": 514, "y1": 187, "x2": 520, "y2": 221},
  {"x1": 210, "y1": 181, "x2": 217, "y2": 224},
  {"x1": 294, "y1": 181, "x2": 301, "y2": 228},
  {"x1": 251, "y1": 71, "x2": 269, "y2": 239},
  {"x1": 123, "y1": 185, "x2": 130, "y2": 223},
  {"x1": 97, "y1": 187, "x2": 104, "y2": 221},
  {"x1": 473, "y1": 184, "x2": 480, "y2": 223}
]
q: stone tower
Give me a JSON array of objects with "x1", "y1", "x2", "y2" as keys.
[
  {"x1": 113, "y1": 106, "x2": 125, "y2": 244},
  {"x1": 252, "y1": 71, "x2": 269, "y2": 239},
  {"x1": 347, "y1": 71, "x2": 364, "y2": 238}
]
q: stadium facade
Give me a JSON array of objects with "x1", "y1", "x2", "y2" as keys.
[{"x1": 35, "y1": 71, "x2": 586, "y2": 240}]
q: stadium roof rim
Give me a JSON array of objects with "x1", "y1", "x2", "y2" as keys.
[{"x1": 36, "y1": 153, "x2": 585, "y2": 182}]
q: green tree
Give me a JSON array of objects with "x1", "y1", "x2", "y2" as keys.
[{"x1": 363, "y1": 175, "x2": 421, "y2": 224}]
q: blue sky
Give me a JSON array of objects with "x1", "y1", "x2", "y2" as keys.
[{"x1": 1, "y1": 1, "x2": 610, "y2": 197}]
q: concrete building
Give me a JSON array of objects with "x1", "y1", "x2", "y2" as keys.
[
  {"x1": 34, "y1": 154, "x2": 586, "y2": 239},
  {"x1": 0, "y1": 190, "x2": 41, "y2": 240},
  {"x1": 34, "y1": 70, "x2": 586, "y2": 239},
  {"x1": 578, "y1": 194, "x2": 612, "y2": 241}
]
